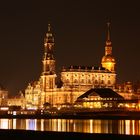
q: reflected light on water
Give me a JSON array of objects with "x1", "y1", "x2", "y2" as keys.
[
  {"x1": 125, "y1": 120, "x2": 130, "y2": 135},
  {"x1": 13, "y1": 119, "x2": 16, "y2": 129},
  {"x1": 132, "y1": 120, "x2": 135, "y2": 135},
  {"x1": 58, "y1": 119, "x2": 61, "y2": 131},
  {"x1": 89, "y1": 120, "x2": 93, "y2": 133},
  {"x1": 93, "y1": 120, "x2": 101, "y2": 133},
  {"x1": 0, "y1": 119, "x2": 8, "y2": 129},
  {"x1": 26, "y1": 119, "x2": 37, "y2": 130},
  {"x1": 0, "y1": 119, "x2": 140, "y2": 135},
  {"x1": 41, "y1": 119, "x2": 44, "y2": 131}
]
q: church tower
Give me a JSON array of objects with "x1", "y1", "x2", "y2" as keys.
[
  {"x1": 101, "y1": 23, "x2": 116, "y2": 73},
  {"x1": 40, "y1": 24, "x2": 56, "y2": 91}
]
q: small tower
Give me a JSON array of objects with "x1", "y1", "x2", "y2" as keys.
[
  {"x1": 41, "y1": 24, "x2": 56, "y2": 91},
  {"x1": 101, "y1": 22, "x2": 116, "y2": 73}
]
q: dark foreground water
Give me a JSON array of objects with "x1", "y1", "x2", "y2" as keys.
[{"x1": 0, "y1": 119, "x2": 140, "y2": 135}]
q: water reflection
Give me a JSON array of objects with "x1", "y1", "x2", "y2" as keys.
[
  {"x1": 26, "y1": 119, "x2": 37, "y2": 130},
  {"x1": 0, "y1": 119, "x2": 8, "y2": 129},
  {"x1": 0, "y1": 118, "x2": 140, "y2": 135}
]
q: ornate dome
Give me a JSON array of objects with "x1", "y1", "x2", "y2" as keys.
[{"x1": 102, "y1": 55, "x2": 115, "y2": 63}]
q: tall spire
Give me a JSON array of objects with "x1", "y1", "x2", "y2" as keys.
[
  {"x1": 105, "y1": 22, "x2": 112, "y2": 55},
  {"x1": 44, "y1": 23, "x2": 55, "y2": 60},
  {"x1": 42, "y1": 23, "x2": 55, "y2": 75},
  {"x1": 101, "y1": 22, "x2": 116, "y2": 73},
  {"x1": 41, "y1": 23, "x2": 56, "y2": 91},
  {"x1": 48, "y1": 23, "x2": 51, "y2": 32},
  {"x1": 107, "y1": 22, "x2": 110, "y2": 41}
]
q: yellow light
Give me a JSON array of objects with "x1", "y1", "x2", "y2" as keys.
[
  {"x1": 90, "y1": 106, "x2": 93, "y2": 108},
  {"x1": 0, "y1": 107, "x2": 9, "y2": 110},
  {"x1": 57, "y1": 107, "x2": 61, "y2": 110},
  {"x1": 27, "y1": 106, "x2": 38, "y2": 110},
  {"x1": 125, "y1": 104, "x2": 130, "y2": 108},
  {"x1": 13, "y1": 111, "x2": 16, "y2": 115}
]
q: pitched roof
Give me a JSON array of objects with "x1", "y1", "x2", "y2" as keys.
[{"x1": 77, "y1": 88, "x2": 124, "y2": 99}]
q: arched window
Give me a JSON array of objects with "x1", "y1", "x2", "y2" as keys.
[
  {"x1": 81, "y1": 79, "x2": 84, "y2": 83},
  {"x1": 95, "y1": 80, "x2": 98, "y2": 84},
  {"x1": 74, "y1": 79, "x2": 78, "y2": 83},
  {"x1": 101, "y1": 80, "x2": 104, "y2": 84},
  {"x1": 88, "y1": 79, "x2": 91, "y2": 84},
  {"x1": 66, "y1": 79, "x2": 69, "y2": 83}
]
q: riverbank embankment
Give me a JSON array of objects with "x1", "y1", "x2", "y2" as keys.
[
  {"x1": 0, "y1": 110, "x2": 140, "y2": 119},
  {"x1": 0, "y1": 129, "x2": 140, "y2": 140}
]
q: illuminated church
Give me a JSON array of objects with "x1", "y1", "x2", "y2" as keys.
[{"x1": 25, "y1": 23, "x2": 117, "y2": 109}]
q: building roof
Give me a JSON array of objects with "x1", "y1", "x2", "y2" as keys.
[
  {"x1": 77, "y1": 88, "x2": 124, "y2": 100},
  {"x1": 102, "y1": 55, "x2": 115, "y2": 63},
  {"x1": 62, "y1": 66, "x2": 111, "y2": 73}
]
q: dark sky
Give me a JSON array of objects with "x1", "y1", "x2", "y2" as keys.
[{"x1": 0, "y1": 0, "x2": 140, "y2": 96}]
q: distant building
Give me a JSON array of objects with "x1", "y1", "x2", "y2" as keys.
[
  {"x1": 0, "y1": 85, "x2": 8, "y2": 106},
  {"x1": 7, "y1": 91, "x2": 25, "y2": 109},
  {"x1": 116, "y1": 82, "x2": 134, "y2": 99},
  {"x1": 25, "y1": 23, "x2": 117, "y2": 109}
]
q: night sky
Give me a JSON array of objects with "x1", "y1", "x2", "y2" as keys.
[{"x1": 0, "y1": 0, "x2": 140, "y2": 96}]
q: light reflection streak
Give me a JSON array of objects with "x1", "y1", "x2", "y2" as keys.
[
  {"x1": 62, "y1": 119, "x2": 66, "y2": 131},
  {"x1": 93, "y1": 120, "x2": 101, "y2": 133},
  {"x1": 132, "y1": 120, "x2": 135, "y2": 135},
  {"x1": 0, "y1": 119, "x2": 8, "y2": 129},
  {"x1": 26, "y1": 119, "x2": 37, "y2": 130},
  {"x1": 13, "y1": 119, "x2": 16, "y2": 129},
  {"x1": 118, "y1": 120, "x2": 123, "y2": 134},
  {"x1": 73, "y1": 120, "x2": 76, "y2": 132},
  {"x1": 8, "y1": 119, "x2": 12, "y2": 129},
  {"x1": 89, "y1": 120, "x2": 93, "y2": 133},
  {"x1": 103, "y1": 120, "x2": 108, "y2": 133},
  {"x1": 53, "y1": 119, "x2": 57, "y2": 131},
  {"x1": 58, "y1": 119, "x2": 61, "y2": 131},
  {"x1": 125, "y1": 120, "x2": 130, "y2": 135},
  {"x1": 41, "y1": 119, "x2": 44, "y2": 131}
]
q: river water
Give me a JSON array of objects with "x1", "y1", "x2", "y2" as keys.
[{"x1": 0, "y1": 119, "x2": 140, "y2": 135}]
